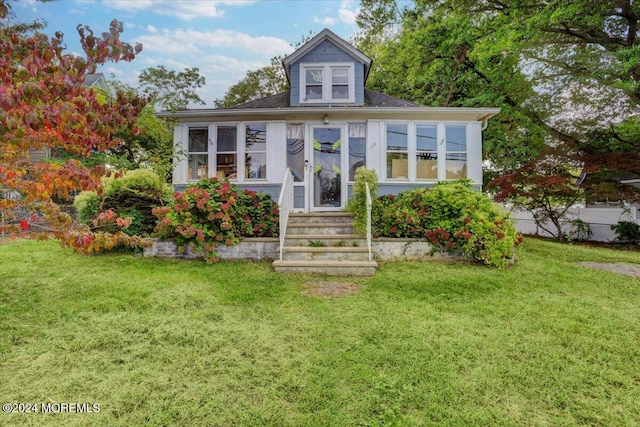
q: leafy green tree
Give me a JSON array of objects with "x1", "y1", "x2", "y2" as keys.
[
  {"x1": 355, "y1": 0, "x2": 639, "y2": 207},
  {"x1": 214, "y1": 56, "x2": 288, "y2": 108},
  {"x1": 139, "y1": 65, "x2": 206, "y2": 111}
]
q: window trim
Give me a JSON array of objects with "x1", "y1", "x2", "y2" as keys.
[
  {"x1": 381, "y1": 121, "x2": 468, "y2": 183},
  {"x1": 186, "y1": 126, "x2": 209, "y2": 182},
  {"x1": 299, "y1": 63, "x2": 355, "y2": 104},
  {"x1": 244, "y1": 123, "x2": 268, "y2": 181}
]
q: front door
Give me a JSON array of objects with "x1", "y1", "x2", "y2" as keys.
[{"x1": 311, "y1": 126, "x2": 342, "y2": 211}]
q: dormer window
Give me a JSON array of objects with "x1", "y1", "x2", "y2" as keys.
[{"x1": 300, "y1": 63, "x2": 354, "y2": 103}]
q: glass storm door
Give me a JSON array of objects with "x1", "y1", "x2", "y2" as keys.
[{"x1": 311, "y1": 127, "x2": 342, "y2": 210}]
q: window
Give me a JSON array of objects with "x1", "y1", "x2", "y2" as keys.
[
  {"x1": 348, "y1": 123, "x2": 366, "y2": 181},
  {"x1": 300, "y1": 63, "x2": 354, "y2": 103},
  {"x1": 188, "y1": 128, "x2": 208, "y2": 181},
  {"x1": 445, "y1": 125, "x2": 467, "y2": 180},
  {"x1": 386, "y1": 124, "x2": 408, "y2": 180},
  {"x1": 286, "y1": 124, "x2": 305, "y2": 182},
  {"x1": 245, "y1": 124, "x2": 267, "y2": 179},
  {"x1": 416, "y1": 125, "x2": 438, "y2": 180},
  {"x1": 216, "y1": 126, "x2": 237, "y2": 179},
  {"x1": 305, "y1": 69, "x2": 323, "y2": 100},
  {"x1": 332, "y1": 68, "x2": 349, "y2": 99}
]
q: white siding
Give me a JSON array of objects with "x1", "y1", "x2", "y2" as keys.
[
  {"x1": 366, "y1": 120, "x2": 382, "y2": 179},
  {"x1": 268, "y1": 121, "x2": 287, "y2": 182},
  {"x1": 467, "y1": 122, "x2": 483, "y2": 185},
  {"x1": 172, "y1": 124, "x2": 187, "y2": 185}
]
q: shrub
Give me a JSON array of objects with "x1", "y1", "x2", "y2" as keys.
[
  {"x1": 346, "y1": 167, "x2": 378, "y2": 234},
  {"x1": 102, "y1": 169, "x2": 170, "y2": 236},
  {"x1": 73, "y1": 191, "x2": 100, "y2": 224},
  {"x1": 611, "y1": 220, "x2": 640, "y2": 243},
  {"x1": 372, "y1": 181, "x2": 522, "y2": 267},
  {"x1": 153, "y1": 177, "x2": 278, "y2": 262}
]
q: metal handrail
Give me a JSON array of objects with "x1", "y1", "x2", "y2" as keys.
[
  {"x1": 277, "y1": 168, "x2": 294, "y2": 261},
  {"x1": 365, "y1": 182, "x2": 372, "y2": 262}
]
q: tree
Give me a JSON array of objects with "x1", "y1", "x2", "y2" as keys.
[
  {"x1": 355, "y1": 0, "x2": 640, "y2": 239},
  {"x1": 214, "y1": 56, "x2": 288, "y2": 108},
  {"x1": 138, "y1": 65, "x2": 206, "y2": 111},
  {"x1": 0, "y1": 0, "x2": 147, "y2": 238}
]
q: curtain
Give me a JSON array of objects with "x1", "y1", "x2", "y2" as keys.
[
  {"x1": 286, "y1": 123, "x2": 305, "y2": 140},
  {"x1": 348, "y1": 123, "x2": 366, "y2": 138}
]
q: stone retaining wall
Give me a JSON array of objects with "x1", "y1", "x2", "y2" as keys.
[
  {"x1": 145, "y1": 238, "x2": 458, "y2": 262},
  {"x1": 144, "y1": 238, "x2": 279, "y2": 261}
]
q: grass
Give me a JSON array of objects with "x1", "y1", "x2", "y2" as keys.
[{"x1": 1, "y1": 238, "x2": 639, "y2": 426}]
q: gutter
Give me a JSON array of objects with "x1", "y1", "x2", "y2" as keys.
[{"x1": 158, "y1": 106, "x2": 502, "y2": 121}]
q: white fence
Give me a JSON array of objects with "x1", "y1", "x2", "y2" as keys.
[{"x1": 508, "y1": 206, "x2": 638, "y2": 242}]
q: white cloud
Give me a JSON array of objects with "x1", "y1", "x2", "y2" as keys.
[
  {"x1": 102, "y1": 0, "x2": 256, "y2": 21},
  {"x1": 146, "y1": 24, "x2": 157, "y2": 33},
  {"x1": 137, "y1": 29, "x2": 292, "y2": 57},
  {"x1": 314, "y1": 15, "x2": 337, "y2": 25},
  {"x1": 338, "y1": 8, "x2": 357, "y2": 24},
  {"x1": 202, "y1": 55, "x2": 265, "y2": 75}
]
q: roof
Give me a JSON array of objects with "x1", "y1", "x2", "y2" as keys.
[
  {"x1": 282, "y1": 28, "x2": 373, "y2": 84},
  {"x1": 85, "y1": 73, "x2": 105, "y2": 87},
  {"x1": 227, "y1": 89, "x2": 420, "y2": 110}
]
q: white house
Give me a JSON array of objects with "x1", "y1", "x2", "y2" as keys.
[{"x1": 166, "y1": 29, "x2": 500, "y2": 212}]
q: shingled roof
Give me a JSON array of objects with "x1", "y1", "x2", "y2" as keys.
[{"x1": 226, "y1": 89, "x2": 420, "y2": 110}]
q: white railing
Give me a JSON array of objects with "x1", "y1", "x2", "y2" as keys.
[
  {"x1": 277, "y1": 168, "x2": 294, "y2": 261},
  {"x1": 365, "y1": 182, "x2": 373, "y2": 262}
]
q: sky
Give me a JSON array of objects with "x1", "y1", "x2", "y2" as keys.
[{"x1": 11, "y1": 0, "x2": 368, "y2": 106}]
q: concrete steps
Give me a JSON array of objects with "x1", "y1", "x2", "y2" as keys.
[{"x1": 273, "y1": 212, "x2": 377, "y2": 276}]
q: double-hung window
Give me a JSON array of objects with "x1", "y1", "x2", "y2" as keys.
[
  {"x1": 445, "y1": 125, "x2": 467, "y2": 180},
  {"x1": 416, "y1": 125, "x2": 438, "y2": 180},
  {"x1": 245, "y1": 124, "x2": 267, "y2": 180},
  {"x1": 188, "y1": 128, "x2": 208, "y2": 181},
  {"x1": 386, "y1": 124, "x2": 409, "y2": 180},
  {"x1": 216, "y1": 126, "x2": 237, "y2": 179},
  {"x1": 300, "y1": 63, "x2": 354, "y2": 103}
]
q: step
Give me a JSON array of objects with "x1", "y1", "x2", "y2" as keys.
[
  {"x1": 286, "y1": 222, "x2": 355, "y2": 235},
  {"x1": 284, "y1": 234, "x2": 366, "y2": 246},
  {"x1": 288, "y1": 212, "x2": 354, "y2": 225},
  {"x1": 282, "y1": 246, "x2": 371, "y2": 261},
  {"x1": 272, "y1": 260, "x2": 378, "y2": 276}
]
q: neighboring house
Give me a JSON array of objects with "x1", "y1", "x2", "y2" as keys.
[
  {"x1": 166, "y1": 29, "x2": 500, "y2": 212},
  {"x1": 29, "y1": 73, "x2": 108, "y2": 162}
]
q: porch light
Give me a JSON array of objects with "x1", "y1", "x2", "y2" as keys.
[{"x1": 323, "y1": 114, "x2": 329, "y2": 124}]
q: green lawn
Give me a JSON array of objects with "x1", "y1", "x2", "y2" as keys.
[{"x1": 1, "y1": 239, "x2": 639, "y2": 426}]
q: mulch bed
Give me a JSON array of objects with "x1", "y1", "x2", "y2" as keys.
[
  {"x1": 577, "y1": 262, "x2": 640, "y2": 279},
  {"x1": 301, "y1": 281, "x2": 361, "y2": 297}
]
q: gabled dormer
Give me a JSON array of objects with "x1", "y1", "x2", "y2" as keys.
[{"x1": 282, "y1": 28, "x2": 372, "y2": 107}]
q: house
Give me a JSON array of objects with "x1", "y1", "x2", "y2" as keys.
[
  {"x1": 167, "y1": 29, "x2": 500, "y2": 212},
  {"x1": 29, "y1": 73, "x2": 109, "y2": 162}
]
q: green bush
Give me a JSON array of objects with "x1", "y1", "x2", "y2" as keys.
[
  {"x1": 372, "y1": 181, "x2": 522, "y2": 267},
  {"x1": 346, "y1": 167, "x2": 378, "y2": 234},
  {"x1": 611, "y1": 220, "x2": 640, "y2": 243},
  {"x1": 102, "y1": 169, "x2": 169, "y2": 236},
  {"x1": 73, "y1": 191, "x2": 100, "y2": 224},
  {"x1": 152, "y1": 178, "x2": 279, "y2": 262}
]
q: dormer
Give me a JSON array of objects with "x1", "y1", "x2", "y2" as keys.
[{"x1": 282, "y1": 28, "x2": 372, "y2": 107}]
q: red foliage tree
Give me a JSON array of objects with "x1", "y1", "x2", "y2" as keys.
[
  {"x1": 0, "y1": 1, "x2": 147, "y2": 240},
  {"x1": 488, "y1": 146, "x2": 583, "y2": 243}
]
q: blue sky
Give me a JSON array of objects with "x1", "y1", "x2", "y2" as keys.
[{"x1": 12, "y1": 0, "x2": 368, "y2": 106}]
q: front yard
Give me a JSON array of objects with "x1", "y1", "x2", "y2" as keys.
[{"x1": 1, "y1": 238, "x2": 639, "y2": 426}]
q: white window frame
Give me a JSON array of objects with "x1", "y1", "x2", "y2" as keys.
[
  {"x1": 299, "y1": 63, "x2": 355, "y2": 104},
  {"x1": 186, "y1": 126, "x2": 209, "y2": 182},
  {"x1": 244, "y1": 123, "x2": 268, "y2": 181},
  {"x1": 381, "y1": 121, "x2": 469, "y2": 182},
  {"x1": 444, "y1": 124, "x2": 468, "y2": 181},
  {"x1": 213, "y1": 123, "x2": 239, "y2": 181}
]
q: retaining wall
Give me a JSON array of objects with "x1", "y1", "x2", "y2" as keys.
[{"x1": 145, "y1": 238, "x2": 459, "y2": 262}]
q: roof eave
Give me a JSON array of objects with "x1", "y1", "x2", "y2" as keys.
[{"x1": 158, "y1": 106, "x2": 501, "y2": 121}]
